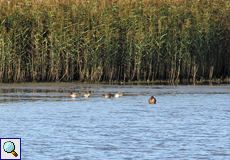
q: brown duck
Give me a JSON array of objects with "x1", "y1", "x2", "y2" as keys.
[
  {"x1": 102, "y1": 93, "x2": 114, "y2": 98},
  {"x1": 69, "y1": 92, "x2": 81, "y2": 98},
  {"x1": 84, "y1": 91, "x2": 91, "y2": 98},
  {"x1": 148, "y1": 96, "x2": 156, "y2": 104},
  {"x1": 113, "y1": 92, "x2": 124, "y2": 98}
]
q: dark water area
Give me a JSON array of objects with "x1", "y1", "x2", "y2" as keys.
[{"x1": 0, "y1": 83, "x2": 230, "y2": 159}]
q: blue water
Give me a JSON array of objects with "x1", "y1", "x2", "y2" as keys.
[{"x1": 0, "y1": 83, "x2": 230, "y2": 159}]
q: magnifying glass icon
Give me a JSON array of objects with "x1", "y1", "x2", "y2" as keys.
[{"x1": 3, "y1": 141, "x2": 18, "y2": 157}]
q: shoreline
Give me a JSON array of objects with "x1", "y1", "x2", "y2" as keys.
[{"x1": 0, "y1": 78, "x2": 229, "y2": 86}]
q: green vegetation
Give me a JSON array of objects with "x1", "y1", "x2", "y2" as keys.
[{"x1": 0, "y1": 0, "x2": 229, "y2": 83}]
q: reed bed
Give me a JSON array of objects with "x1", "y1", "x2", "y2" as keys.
[{"x1": 0, "y1": 0, "x2": 229, "y2": 83}]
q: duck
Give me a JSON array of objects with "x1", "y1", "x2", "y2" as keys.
[
  {"x1": 148, "y1": 96, "x2": 156, "y2": 104},
  {"x1": 113, "y1": 92, "x2": 124, "y2": 98},
  {"x1": 84, "y1": 91, "x2": 91, "y2": 98},
  {"x1": 69, "y1": 92, "x2": 80, "y2": 98},
  {"x1": 102, "y1": 93, "x2": 114, "y2": 98}
]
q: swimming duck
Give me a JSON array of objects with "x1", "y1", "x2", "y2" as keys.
[
  {"x1": 69, "y1": 92, "x2": 80, "y2": 98},
  {"x1": 102, "y1": 93, "x2": 114, "y2": 98},
  {"x1": 113, "y1": 92, "x2": 124, "y2": 98},
  {"x1": 84, "y1": 91, "x2": 91, "y2": 98},
  {"x1": 148, "y1": 96, "x2": 156, "y2": 104}
]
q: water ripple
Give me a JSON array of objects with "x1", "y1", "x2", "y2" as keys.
[{"x1": 0, "y1": 84, "x2": 230, "y2": 159}]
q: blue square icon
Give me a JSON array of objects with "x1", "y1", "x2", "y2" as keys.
[{"x1": 0, "y1": 138, "x2": 21, "y2": 160}]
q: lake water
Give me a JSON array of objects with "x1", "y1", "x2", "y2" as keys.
[{"x1": 0, "y1": 83, "x2": 230, "y2": 160}]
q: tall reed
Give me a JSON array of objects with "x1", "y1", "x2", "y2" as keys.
[{"x1": 0, "y1": 0, "x2": 229, "y2": 83}]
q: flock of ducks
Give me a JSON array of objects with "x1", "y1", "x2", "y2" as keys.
[
  {"x1": 69, "y1": 91, "x2": 157, "y2": 104},
  {"x1": 69, "y1": 91, "x2": 91, "y2": 98}
]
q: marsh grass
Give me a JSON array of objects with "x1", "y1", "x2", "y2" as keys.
[{"x1": 0, "y1": 0, "x2": 229, "y2": 83}]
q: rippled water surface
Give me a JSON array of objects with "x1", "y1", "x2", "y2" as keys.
[{"x1": 0, "y1": 83, "x2": 230, "y2": 159}]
